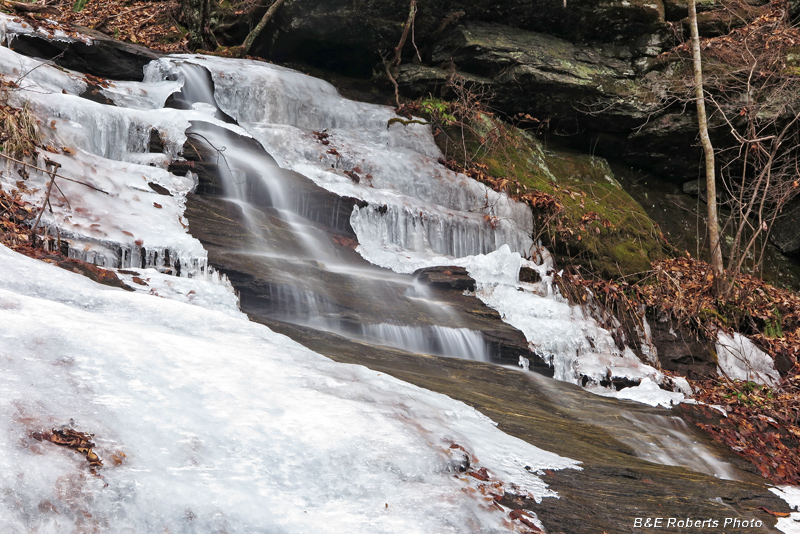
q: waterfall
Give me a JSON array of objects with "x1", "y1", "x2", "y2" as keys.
[
  {"x1": 0, "y1": 37, "x2": 664, "y2": 384},
  {"x1": 0, "y1": 20, "x2": 780, "y2": 534},
  {"x1": 140, "y1": 59, "x2": 506, "y2": 361}
]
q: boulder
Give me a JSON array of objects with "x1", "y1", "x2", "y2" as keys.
[
  {"x1": 8, "y1": 26, "x2": 161, "y2": 81},
  {"x1": 402, "y1": 23, "x2": 664, "y2": 134},
  {"x1": 770, "y1": 200, "x2": 800, "y2": 256},
  {"x1": 264, "y1": 0, "x2": 668, "y2": 74}
]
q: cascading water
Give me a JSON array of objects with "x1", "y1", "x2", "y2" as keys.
[
  {"x1": 152, "y1": 59, "x2": 498, "y2": 361},
  {"x1": 0, "y1": 22, "x2": 789, "y2": 532},
  {"x1": 357, "y1": 324, "x2": 490, "y2": 361}
]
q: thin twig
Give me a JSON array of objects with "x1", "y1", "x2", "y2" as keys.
[
  {"x1": 51, "y1": 179, "x2": 71, "y2": 210},
  {"x1": 14, "y1": 49, "x2": 67, "y2": 87},
  {"x1": 0, "y1": 152, "x2": 109, "y2": 194},
  {"x1": 30, "y1": 162, "x2": 60, "y2": 239},
  {"x1": 393, "y1": 0, "x2": 417, "y2": 67},
  {"x1": 382, "y1": 56, "x2": 401, "y2": 108}
]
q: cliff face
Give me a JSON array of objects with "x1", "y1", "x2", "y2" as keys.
[
  {"x1": 246, "y1": 0, "x2": 800, "y2": 259},
  {"x1": 260, "y1": 0, "x2": 671, "y2": 167}
]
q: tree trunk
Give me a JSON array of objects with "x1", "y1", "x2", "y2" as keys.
[
  {"x1": 688, "y1": 0, "x2": 724, "y2": 292},
  {"x1": 240, "y1": 0, "x2": 286, "y2": 57},
  {"x1": 182, "y1": 0, "x2": 214, "y2": 51}
]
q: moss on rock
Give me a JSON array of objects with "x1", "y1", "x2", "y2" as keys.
[{"x1": 434, "y1": 111, "x2": 663, "y2": 278}]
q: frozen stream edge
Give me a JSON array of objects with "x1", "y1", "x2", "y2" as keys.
[
  {"x1": 0, "y1": 18, "x2": 583, "y2": 532},
  {"x1": 0, "y1": 244, "x2": 579, "y2": 532},
  {"x1": 0, "y1": 16, "x2": 793, "y2": 531}
]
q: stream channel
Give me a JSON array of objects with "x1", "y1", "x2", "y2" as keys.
[{"x1": 155, "y1": 59, "x2": 789, "y2": 532}]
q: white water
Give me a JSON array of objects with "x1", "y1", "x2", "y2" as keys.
[
  {"x1": 360, "y1": 323, "x2": 490, "y2": 360},
  {"x1": 138, "y1": 54, "x2": 666, "y2": 389},
  {"x1": 155, "y1": 60, "x2": 498, "y2": 361},
  {"x1": 617, "y1": 411, "x2": 738, "y2": 480},
  {"x1": 0, "y1": 15, "x2": 775, "y2": 529}
]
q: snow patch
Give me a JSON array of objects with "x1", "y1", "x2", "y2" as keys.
[
  {"x1": 0, "y1": 244, "x2": 579, "y2": 532},
  {"x1": 716, "y1": 332, "x2": 780, "y2": 387},
  {"x1": 770, "y1": 486, "x2": 800, "y2": 534},
  {"x1": 613, "y1": 377, "x2": 684, "y2": 408}
]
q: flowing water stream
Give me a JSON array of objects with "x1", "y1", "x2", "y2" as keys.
[
  {"x1": 0, "y1": 27, "x2": 790, "y2": 530},
  {"x1": 153, "y1": 59, "x2": 516, "y2": 361},
  {"x1": 158, "y1": 57, "x2": 745, "y2": 482}
]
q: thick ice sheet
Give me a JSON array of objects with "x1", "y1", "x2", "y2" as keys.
[
  {"x1": 0, "y1": 245, "x2": 578, "y2": 533},
  {"x1": 716, "y1": 332, "x2": 781, "y2": 387},
  {"x1": 771, "y1": 486, "x2": 800, "y2": 534},
  {"x1": 140, "y1": 55, "x2": 668, "y2": 389}
]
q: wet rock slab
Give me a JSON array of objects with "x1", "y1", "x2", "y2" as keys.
[
  {"x1": 185, "y1": 193, "x2": 540, "y2": 366},
  {"x1": 249, "y1": 317, "x2": 789, "y2": 534},
  {"x1": 185, "y1": 194, "x2": 789, "y2": 533}
]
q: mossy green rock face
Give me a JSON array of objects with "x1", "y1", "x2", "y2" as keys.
[
  {"x1": 442, "y1": 114, "x2": 662, "y2": 278},
  {"x1": 508, "y1": 141, "x2": 662, "y2": 278}
]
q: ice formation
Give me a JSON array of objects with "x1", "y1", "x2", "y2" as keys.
[
  {"x1": 771, "y1": 486, "x2": 800, "y2": 534},
  {"x1": 2, "y1": 13, "x2": 679, "y2": 394},
  {"x1": 716, "y1": 332, "x2": 781, "y2": 387},
  {"x1": 0, "y1": 244, "x2": 579, "y2": 533},
  {"x1": 0, "y1": 26, "x2": 586, "y2": 531},
  {"x1": 613, "y1": 377, "x2": 685, "y2": 408},
  {"x1": 0, "y1": 16, "x2": 678, "y2": 388},
  {"x1": 144, "y1": 54, "x2": 667, "y2": 390}
]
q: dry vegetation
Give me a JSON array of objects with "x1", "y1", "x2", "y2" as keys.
[
  {"x1": 558, "y1": 257, "x2": 800, "y2": 484},
  {"x1": 51, "y1": 0, "x2": 188, "y2": 51}
]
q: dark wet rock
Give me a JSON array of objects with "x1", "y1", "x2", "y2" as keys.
[
  {"x1": 7, "y1": 27, "x2": 161, "y2": 81},
  {"x1": 414, "y1": 266, "x2": 475, "y2": 292},
  {"x1": 263, "y1": 0, "x2": 668, "y2": 75},
  {"x1": 519, "y1": 266, "x2": 540, "y2": 283},
  {"x1": 612, "y1": 163, "x2": 800, "y2": 289},
  {"x1": 422, "y1": 23, "x2": 661, "y2": 132},
  {"x1": 54, "y1": 257, "x2": 133, "y2": 291},
  {"x1": 149, "y1": 129, "x2": 165, "y2": 154},
  {"x1": 649, "y1": 319, "x2": 717, "y2": 379},
  {"x1": 79, "y1": 84, "x2": 116, "y2": 106},
  {"x1": 770, "y1": 200, "x2": 800, "y2": 257},
  {"x1": 147, "y1": 182, "x2": 172, "y2": 196}
]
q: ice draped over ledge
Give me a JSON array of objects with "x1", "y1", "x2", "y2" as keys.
[
  {"x1": 0, "y1": 18, "x2": 667, "y2": 386},
  {"x1": 0, "y1": 21, "x2": 583, "y2": 532},
  {"x1": 143, "y1": 54, "x2": 665, "y2": 390},
  {"x1": 0, "y1": 14, "x2": 788, "y2": 532},
  {"x1": 0, "y1": 244, "x2": 579, "y2": 533}
]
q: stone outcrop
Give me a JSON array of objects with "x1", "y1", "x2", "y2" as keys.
[
  {"x1": 252, "y1": 0, "x2": 699, "y2": 182},
  {"x1": 7, "y1": 26, "x2": 161, "y2": 80},
  {"x1": 399, "y1": 22, "x2": 666, "y2": 131},
  {"x1": 249, "y1": 0, "x2": 800, "y2": 257},
  {"x1": 265, "y1": 0, "x2": 667, "y2": 70}
]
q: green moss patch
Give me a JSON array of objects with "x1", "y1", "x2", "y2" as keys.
[{"x1": 429, "y1": 108, "x2": 663, "y2": 278}]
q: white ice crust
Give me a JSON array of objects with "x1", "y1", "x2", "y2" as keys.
[
  {"x1": 140, "y1": 55, "x2": 674, "y2": 391},
  {"x1": 613, "y1": 377, "x2": 685, "y2": 408},
  {"x1": 0, "y1": 244, "x2": 578, "y2": 533},
  {"x1": 771, "y1": 486, "x2": 800, "y2": 534},
  {"x1": 0, "y1": 36, "x2": 678, "y2": 390},
  {"x1": 716, "y1": 332, "x2": 781, "y2": 387}
]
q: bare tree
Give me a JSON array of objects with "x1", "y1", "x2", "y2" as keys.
[
  {"x1": 688, "y1": 0, "x2": 725, "y2": 292},
  {"x1": 240, "y1": 0, "x2": 286, "y2": 57},
  {"x1": 693, "y1": 1, "x2": 800, "y2": 284}
]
